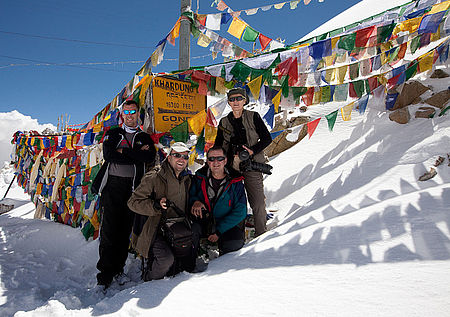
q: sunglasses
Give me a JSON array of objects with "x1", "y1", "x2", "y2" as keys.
[
  {"x1": 123, "y1": 110, "x2": 137, "y2": 115},
  {"x1": 207, "y1": 156, "x2": 226, "y2": 162},
  {"x1": 228, "y1": 96, "x2": 245, "y2": 102},
  {"x1": 171, "y1": 153, "x2": 189, "y2": 160}
]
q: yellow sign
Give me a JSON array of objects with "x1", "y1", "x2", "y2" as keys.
[{"x1": 152, "y1": 76, "x2": 206, "y2": 132}]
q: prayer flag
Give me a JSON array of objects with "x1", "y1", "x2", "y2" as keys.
[
  {"x1": 206, "y1": 13, "x2": 222, "y2": 30},
  {"x1": 355, "y1": 26, "x2": 375, "y2": 48},
  {"x1": 385, "y1": 92, "x2": 398, "y2": 110},
  {"x1": 247, "y1": 75, "x2": 263, "y2": 100},
  {"x1": 227, "y1": 17, "x2": 246, "y2": 39},
  {"x1": 307, "y1": 118, "x2": 321, "y2": 138},
  {"x1": 338, "y1": 33, "x2": 356, "y2": 51},
  {"x1": 325, "y1": 110, "x2": 338, "y2": 131},
  {"x1": 357, "y1": 95, "x2": 369, "y2": 114},
  {"x1": 263, "y1": 105, "x2": 275, "y2": 129},
  {"x1": 341, "y1": 102, "x2": 354, "y2": 121},
  {"x1": 242, "y1": 26, "x2": 259, "y2": 42},
  {"x1": 188, "y1": 110, "x2": 207, "y2": 136},
  {"x1": 418, "y1": 50, "x2": 434, "y2": 72},
  {"x1": 170, "y1": 121, "x2": 189, "y2": 142},
  {"x1": 272, "y1": 89, "x2": 282, "y2": 112},
  {"x1": 259, "y1": 33, "x2": 272, "y2": 51}
]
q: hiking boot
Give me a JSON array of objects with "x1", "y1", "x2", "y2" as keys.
[
  {"x1": 93, "y1": 283, "x2": 108, "y2": 295},
  {"x1": 114, "y1": 272, "x2": 131, "y2": 286}
]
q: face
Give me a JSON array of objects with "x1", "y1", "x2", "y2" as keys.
[
  {"x1": 227, "y1": 94, "x2": 246, "y2": 113},
  {"x1": 168, "y1": 150, "x2": 189, "y2": 174},
  {"x1": 207, "y1": 149, "x2": 227, "y2": 175},
  {"x1": 122, "y1": 103, "x2": 139, "y2": 128}
]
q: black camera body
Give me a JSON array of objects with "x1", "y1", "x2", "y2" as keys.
[{"x1": 235, "y1": 147, "x2": 273, "y2": 175}]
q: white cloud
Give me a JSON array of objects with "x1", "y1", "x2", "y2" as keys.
[{"x1": 0, "y1": 110, "x2": 56, "y2": 165}]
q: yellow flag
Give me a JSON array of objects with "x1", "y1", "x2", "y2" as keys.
[
  {"x1": 380, "y1": 52, "x2": 387, "y2": 65},
  {"x1": 151, "y1": 51, "x2": 159, "y2": 67},
  {"x1": 341, "y1": 101, "x2": 354, "y2": 121},
  {"x1": 247, "y1": 75, "x2": 263, "y2": 100},
  {"x1": 418, "y1": 50, "x2": 434, "y2": 73},
  {"x1": 189, "y1": 150, "x2": 197, "y2": 166},
  {"x1": 331, "y1": 37, "x2": 340, "y2": 50},
  {"x1": 171, "y1": 19, "x2": 181, "y2": 39},
  {"x1": 429, "y1": 0, "x2": 450, "y2": 14},
  {"x1": 430, "y1": 27, "x2": 440, "y2": 42},
  {"x1": 188, "y1": 110, "x2": 207, "y2": 136},
  {"x1": 272, "y1": 89, "x2": 282, "y2": 112},
  {"x1": 336, "y1": 65, "x2": 347, "y2": 84},
  {"x1": 377, "y1": 74, "x2": 388, "y2": 86},
  {"x1": 215, "y1": 77, "x2": 227, "y2": 94},
  {"x1": 197, "y1": 33, "x2": 212, "y2": 47},
  {"x1": 312, "y1": 89, "x2": 321, "y2": 104},
  {"x1": 227, "y1": 17, "x2": 247, "y2": 39},
  {"x1": 324, "y1": 68, "x2": 334, "y2": 83},
  {"x1": 409, "y1": 17, "x2": 421, "y2": 33},
  {"x1": 205, "y1": 124, "x2": 218, "y2": 142},
  {"x1": 138, "y1": 75, "x2": 153, "y2": 108},
  {"x1": 65, "y1": 135, "x2": 73, "y2": 150},
  {"x1": 324, "y1": 54, "x2": 335, "y2": 67}
]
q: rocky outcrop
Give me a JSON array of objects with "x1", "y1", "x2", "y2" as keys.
[
  {"x1": 415, "y1": 106, "x2": 436, "y2": 118},
  {"x1": 424, "y1": 89, "x2": 450, "y2": 109},
  {"x1": 389, "y1": 107, "x2": 410, "y2": 124},
  {"x1": 393, "y1": 81, "x2": 430, "y2": 110},
  {"x1": 430, "y1": 69, "x2": 449, "y2": 78}
]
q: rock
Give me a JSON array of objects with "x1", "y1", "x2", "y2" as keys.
[
  {"x1": 389, "y1": 107, "x2": 410, "y2": 124},
  {"x1": 265, "y1": 125, "x2": 308, "y2": 157},
  {"x1": 424, "y1": 89, "x2": 450, "y2": 109},
  {"x1": 434, "y1": 156, "x2": 445, "y2": 167},
  {"x1": 393, "y1": 81, "x2": 430, "y2": 110},
  {"x1": 430, "y1": 69, "x2": 449, "y2": 78},
  {"x1": 418, "y1": 167, "x2": 437, "y2": 181},
  {"x1": 299, "y1": 106, "x2": 308, "y2": 112},
  {"x1": 415, "y1": 106, "x2": 436, "y2": 118}
]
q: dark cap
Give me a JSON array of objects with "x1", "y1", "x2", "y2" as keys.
[{"x1": 227, "y1": 88, "x2": 248, "y2": 105}]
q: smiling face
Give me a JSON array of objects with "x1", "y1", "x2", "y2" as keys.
[
  {"x1": 167, "y1": 150, "x2": 189, "y2": 175},
  {"x1": 122, "y1": 103, "x2": 139, "y2": 128},
  {"x1": 207, "y1": 148, "x2": 227, "y2": 177}
]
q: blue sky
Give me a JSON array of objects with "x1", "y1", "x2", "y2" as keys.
[{"x1": 0, "y1": 0, "x2": 361, "y2": 126}]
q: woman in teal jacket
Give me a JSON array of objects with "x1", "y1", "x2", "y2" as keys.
[{"x1": 190, "y1": 145, "x2": 247, "y2": 255}]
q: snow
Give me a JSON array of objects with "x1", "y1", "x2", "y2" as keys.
[{"x1": 1, "y1": 0, "x2": 450, "y2": 316}]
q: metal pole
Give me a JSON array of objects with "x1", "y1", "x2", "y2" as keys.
[{"x1": 179, "y1": 0, "x2": 191, "y2": 70}]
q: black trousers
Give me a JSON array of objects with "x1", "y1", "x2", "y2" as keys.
[
  {"x1": 192, "y1": 220, "x2": 244, "y2": 256},
  {"x1": 96, "y1": 176, "x2": 134, "y2": 285}
]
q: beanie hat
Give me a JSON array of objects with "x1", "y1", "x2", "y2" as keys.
[{"x1": 227, "y1": 88, "x2": 249, "y2": 105}]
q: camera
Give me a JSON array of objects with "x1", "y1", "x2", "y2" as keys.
[{"x1": 236, "y1": 148, "x2": 273, "y2": 175}]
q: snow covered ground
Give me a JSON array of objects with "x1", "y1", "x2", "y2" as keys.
[{"x1": 1, "y1": 0, "x2": 450, "y2": 315}]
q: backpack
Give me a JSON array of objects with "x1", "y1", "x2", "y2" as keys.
[{"x1": 162, "y1": 216, "x2": 193, "y2": 258}]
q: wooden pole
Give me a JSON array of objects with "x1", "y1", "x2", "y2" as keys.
[{"x1": 179, "y1": 0, "x2": 192, "y2": 70}]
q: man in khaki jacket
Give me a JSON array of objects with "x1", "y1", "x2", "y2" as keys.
[{"x1": 127, "y1": 142, "x2": 195, "y2": 280}]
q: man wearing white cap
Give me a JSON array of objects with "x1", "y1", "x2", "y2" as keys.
[{"x1": 128, "y1": 142, "x2": 198, "y2": 280}]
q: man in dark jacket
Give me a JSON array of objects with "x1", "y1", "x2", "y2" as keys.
[
  {"x1": 214, "y1": 88, "x2": 272, "y2": 237},
  {"x1": 190, "y1": 145, "x2": 247, "y2": 255},
  {"x1": 128, "y1": 142, "x2": 196, "y2": 281},
  {"x1": 94, "y1": 100, "x2": 156, "y2": 292}
]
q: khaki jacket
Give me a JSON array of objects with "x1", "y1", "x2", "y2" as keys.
[{"x1": 127, "y1": 160, "x2": 191, "y2": 258}]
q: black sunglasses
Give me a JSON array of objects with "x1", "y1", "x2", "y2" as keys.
[
  {"x1": 171, "y1": 153, "x2": 189, "y2": 160},
  {"x1": 207, "y1": 156, "x2": 226, "y2": 162},
  {"x1": 228, "y1": 96, "x2": 245, "y2": 102}
]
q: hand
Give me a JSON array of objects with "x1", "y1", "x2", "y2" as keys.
[
  {"x1": 141, "y1": 144, "x2": 149, "y2": 150},
  {"x1": 242, "y1": 145, "x2": 254, "y2": 156},
  {"x1": 208, "y1": 234, "x2": 219, "y2": 243},
  {"x1": 160, "y1": 197, "x2": 168, "y2": 210},
  {"x1": 191, "y1": 201, "x2": 206, "y2": 218},
  {"x1": 117, "y1": 148, "x2": 123, "y2": 153}
]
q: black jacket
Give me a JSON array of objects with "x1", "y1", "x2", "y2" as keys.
[{"x1": 92, "y1": 127, "x2": 156, "y2": 194}]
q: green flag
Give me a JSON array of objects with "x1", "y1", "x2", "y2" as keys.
[
  {"x1": 281, "y1": 76, "x2": 289, "y2": 98},
  {"x1": 242, "y1": 26, "x2": 259, "y2": 42},
  {"x1": 321, "y1": 86, "x2": 331, "y2": 103},
  {"x1": 411, "y1": 36, "x2": 421, "y2": 54},
  {"x1": 230, "y1": 61, "x2": 252, "y2": 82},
  {"x1": 377, "y1": 23, "x2": 395, "y2": 43},
  {"x1": 338, "y1": 33, "x2": 356, "y2": 51},
  {"x1": 405, "y1": 62, "x2": 418, "y2": 81},
  {"x1": 325, "y1": 110, "x2": 338, "y2": 132},
  {"x1": 170, "y1": 121, "x2": 189, "y2": 142},
  {"x1": 292, "y1": 87, "x2": 307, "y2": 103}
]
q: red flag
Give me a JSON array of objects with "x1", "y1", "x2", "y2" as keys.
[
  {"x1": 302, "y1": 87, "x2": 314, "y2": 106},
  {"x1": 355, "y1": 26, "x2": 375, "y2": 48},
  {"x1": 288, "y1": 57, "x2": 298, "y2": 86},
  {"x1": 275, "y1": 57, "x2": 294, "y2": 79},
  {"x1": 307, "y1": 118, "x2": 321, "y2": 138},
  {"x1": 398, "y1": 43, "x2": 407, "y2": 60},
  {"x1": 367, "y1": 76, "x2": 380, "y2": 91},
  {"x1": 150, "y1": 132, "x2": 165, "y2": 144},
  {"x1": 259, "y1": 33, "x2": 272, "y2": 51}
]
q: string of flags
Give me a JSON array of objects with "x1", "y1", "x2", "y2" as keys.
[{"x1": 10, "y1": 0, "x2": 450, "y2": 240}]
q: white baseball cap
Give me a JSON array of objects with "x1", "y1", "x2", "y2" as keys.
[{"x1": 170, "y1": 142, "x2": 190, "y2": 153}]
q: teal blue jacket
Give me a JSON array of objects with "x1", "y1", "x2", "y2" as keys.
[{"x1": 189, "y1": 166, "x2": 247, "y2": 234}]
